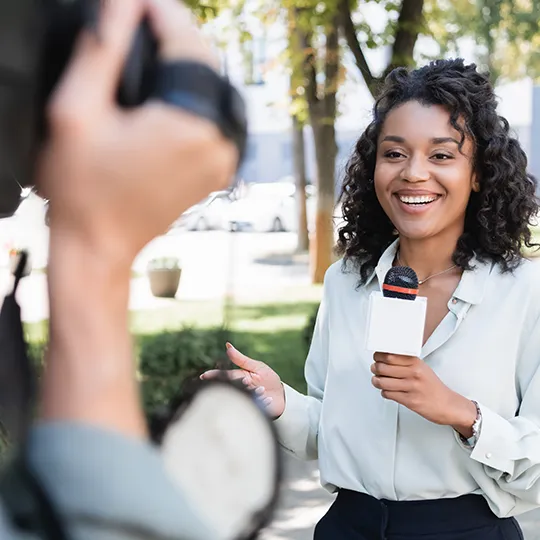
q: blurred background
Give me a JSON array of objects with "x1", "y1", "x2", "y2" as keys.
[{"x1": 1, "y1": 0, "x2": 539, "y2": 537}]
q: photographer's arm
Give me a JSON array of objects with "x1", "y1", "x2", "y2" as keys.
[{"x1": 17, "y1": 0, "x2": 236, "y2": 539}]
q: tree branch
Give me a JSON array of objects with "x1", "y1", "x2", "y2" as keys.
[
  {"x1": 294, "y1": 8, "x2": 318, "y2": 107},
  {"x1": 324, "y1": 17, "x2": 339, "y2": 119},
  {"x1": 337, "y1": 0, "x2": 378, "y2": 98},
  {"x1": 385, "y1": 0, "x2": 425, "y2": 76}
]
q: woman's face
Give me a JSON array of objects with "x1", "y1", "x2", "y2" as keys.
[{"x1": 374, "y1": 101, "x2": 477, "y2": 241}]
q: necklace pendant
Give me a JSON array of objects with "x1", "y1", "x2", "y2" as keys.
[{"x1": 418, "y1": 279, "x2": 424, "y2": 285}]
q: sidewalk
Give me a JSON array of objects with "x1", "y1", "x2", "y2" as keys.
[{"x1": 261, "y1": 454, "x2": 332, "y2": 540}]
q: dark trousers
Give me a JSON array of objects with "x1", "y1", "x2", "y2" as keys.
[{"x1": 314, "y1": 490, "x2": 524, "y2": 540}]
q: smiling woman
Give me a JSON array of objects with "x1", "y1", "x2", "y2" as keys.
[
  {"x1": 338, "y1": 59, "x2": 538, "y2": 284},
  {"x1": 202, "y1": 59, "x2": 540, "y2": 540}
]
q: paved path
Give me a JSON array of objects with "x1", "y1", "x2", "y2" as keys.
[{"x1": 260, "y1": 455, "x2": 332, "y2": 540}]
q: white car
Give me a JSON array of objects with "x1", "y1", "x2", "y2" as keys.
[
  {"x1": 227, "y1": 182, "x2": 317, "y2": 233},
  {"x1": 175, "y1": 191, "x2": 234, "y2": 231}
]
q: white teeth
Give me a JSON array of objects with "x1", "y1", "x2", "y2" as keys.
[{"x1": 399, "y1": 195, "x2": 438, "y2": 204}]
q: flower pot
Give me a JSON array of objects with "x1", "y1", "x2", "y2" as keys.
[{"x1": 148, "y1": 268, "x2": 182, "y2": 298}]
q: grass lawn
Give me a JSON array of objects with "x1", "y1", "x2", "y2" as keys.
[{"x1": 23, "y1": 284, "x2": 322, "y2": 394}]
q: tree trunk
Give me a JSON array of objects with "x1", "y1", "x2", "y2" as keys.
[
  {"x1": 384, "y1": 0, "x2": 425, "y2": 75},
  {"x1": 311, "y1": 119, "x2": 337, "y2": 283},
  {"x1": 292, "y1": 115, "x2": 309, "y2": 252},
  {"x1": 296, "y1": 10, "x2": 339, "y2": 283},
  {"x1": 305, "y1": 18, "x2": 339, "y2": 284}
]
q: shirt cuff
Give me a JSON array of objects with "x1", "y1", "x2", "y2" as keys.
[
  {"x1": 26, "y1": 422, "x2": 216, "y2": 540},
  {"x1": 459, "y1": 404, "x2": 514, "y2": 475},
  {"x1": 273, "y1": 384, "x2": 310, "y2": 452}
]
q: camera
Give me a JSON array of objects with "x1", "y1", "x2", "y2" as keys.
[
  {"x1": 0, "y1": 0, "x2": 157, "y2": 219},
  {"x1": 0, "y1": 1, "x2": 247, "y2": 220}
]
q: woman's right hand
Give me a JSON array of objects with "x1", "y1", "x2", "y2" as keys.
[{"x1": 200, "y1": 343, "x2": 286, "y2": 419}]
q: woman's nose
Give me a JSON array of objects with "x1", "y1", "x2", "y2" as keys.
[{"x1": 401, "y1": 157, "x2": 430, "y2": 182}]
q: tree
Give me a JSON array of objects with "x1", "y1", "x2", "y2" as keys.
[
  {"x1": 423, "y1": 0, "x2": 540, "y2": 83},
  {"x1": 270, "y1": 0, "x2": 427, "y2": 282},
  {"x1": 224, "y1": 0, "x2": 427, "y2": 282},
  {"x1": 290, "y1": 4, "x2": 341, "y2": 283},
  {"x1": 288, "y1": 7, "x2": 310, "y2": 253},
  {"x1": 338, "y1": 0, "x2": 426, "y2": 98}
]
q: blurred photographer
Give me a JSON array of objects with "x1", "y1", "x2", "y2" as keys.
[{"x1": 0, "y1": 0, "x2": 239, "y2": 538}]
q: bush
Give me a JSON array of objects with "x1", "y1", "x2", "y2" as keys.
[
  {"x1": 138, "y1": 327, "x2": 231, "y2": 414},
  {"x1": 23, "y1": 328, "x2": 233, "y2": 417}
]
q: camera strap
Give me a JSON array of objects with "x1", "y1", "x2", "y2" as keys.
[{"x1": 0, "y1": 251, "x2": 68, "y2": 539}]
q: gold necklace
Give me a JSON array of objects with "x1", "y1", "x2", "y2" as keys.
[{"x1": 397, "y1": 252, "x2": 458, "y2": 285}]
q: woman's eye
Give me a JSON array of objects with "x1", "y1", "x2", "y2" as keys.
[
  {"x1": 384, "y1": 151, "x2": 404, "y2": 159},
  {"x1": 432, "y1": 153, "x2": 453, "y2": 160}
]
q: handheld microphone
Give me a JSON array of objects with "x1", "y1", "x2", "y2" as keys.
[{"x1": 365, "y1": 266, "x2": 427, "y2": 357}]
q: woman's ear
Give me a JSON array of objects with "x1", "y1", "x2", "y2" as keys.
[{"x1": 471, "y1": 175, "x2": 480, "y2": 193}]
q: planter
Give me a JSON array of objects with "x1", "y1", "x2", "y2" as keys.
[{"x1": 148, "y1": 268, "x2": 182, "y2": 298}]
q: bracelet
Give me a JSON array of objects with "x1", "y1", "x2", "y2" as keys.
[{"x1": 460, "y1": 400, "x2": 482, "y2": 447}]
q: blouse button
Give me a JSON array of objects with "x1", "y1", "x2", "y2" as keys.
[{"x1": 486, "y1": 452, "x2": 493, "y2": 459}]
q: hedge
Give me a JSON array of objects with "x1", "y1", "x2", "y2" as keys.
[
  {"x1": 25, "y1": 328, "x2": 233, "y2": 416},
  {"x1": 24, "y1": 317, "x2": 319, "y2": 419}
]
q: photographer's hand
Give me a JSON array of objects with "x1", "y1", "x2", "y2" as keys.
[{"x1": 38, "y1": 0, "x2": 236, "y2": 438}]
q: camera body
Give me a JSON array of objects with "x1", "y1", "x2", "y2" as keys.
[{"x1": 0, "y1": 0, "x2": 157, "y2": 218}]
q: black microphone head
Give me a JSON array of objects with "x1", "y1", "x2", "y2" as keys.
[{"x1": 383, "y1": 266, "x2": 419, "y2": 300}]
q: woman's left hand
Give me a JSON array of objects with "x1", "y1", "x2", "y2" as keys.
[{"x1": 371, "y1": 353, "x2": 477, "y2": 436}]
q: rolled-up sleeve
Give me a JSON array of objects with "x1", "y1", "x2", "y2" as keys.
[
  {"x1": 458, "y1": 312, "x2": 540, "y2": 517},
  {"x1": 26, "y1": 422, "x2": 216, "y2": 540}
]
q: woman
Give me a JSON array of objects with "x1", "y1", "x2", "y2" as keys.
[{"x1": 202, "y1": 58, "x2": 540, "y2": 539}]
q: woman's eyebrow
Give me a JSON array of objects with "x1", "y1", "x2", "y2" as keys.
[
  {"x1": 380, "y1": 135, "x2": 460, "y2": 144},
  {"x1": 381, "y1": 135, "x2": 405, "y2": 143},
  {"x1": 431, "y1": 137, "x2": 459, "y2": 145}
]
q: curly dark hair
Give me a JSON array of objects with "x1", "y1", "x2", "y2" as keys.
[{"x1": 337, "y1": 58, "x2": 539, "y2": 284}]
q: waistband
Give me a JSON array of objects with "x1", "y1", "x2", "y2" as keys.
[{"x1": 336, "y1": 490, "x2": 506, "y2": 536}]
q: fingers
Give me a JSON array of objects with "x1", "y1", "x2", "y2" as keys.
[
  {"x1": 373, "y1": 352, "x2": 417, "y2": 366},
  {"x1": 372, "y1": 376, "x2": 409, "y2": 392},
  {"x1": 199, "y1": 369, "x2": 244, "y2": 381},
  {"x1": 50, "y1": 0, "x2": 144, "y2": 116},
  {"x1": 145, "y1": 0, "x2": 219, "y2": 68},
  {"x1": 198, "y1": 370, "x2": 271, "y2": 406},
  {"x1": 199, "y1": 368, "x2": 260, "y2": 388},
  {"x1": 226, "y1": 343, "x2": 261, "y2": 372},
  {"x1": 380, "y1": 391, "x2": 409, "y2": 403},
  {"x1": 370, "y1": 362, "x2": 410, "y2": 379}
]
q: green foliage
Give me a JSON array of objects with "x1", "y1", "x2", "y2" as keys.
[
  {"x1": 424, "y1": 0, "x2": 540, "y2": 82},
  {"x1": 138, "y1": 328, "x2": 230, "y2": 412},
  {"x1": 183, "y1": 0, "x2": 226, "y2": 21},
  {"x1": 22, "y1": 295, "x2": 320, "y2": 426}
]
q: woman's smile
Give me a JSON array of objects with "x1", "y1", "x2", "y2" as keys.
[{"x1": 393, "y1": 189, "x2": 444, "y2": 215}]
